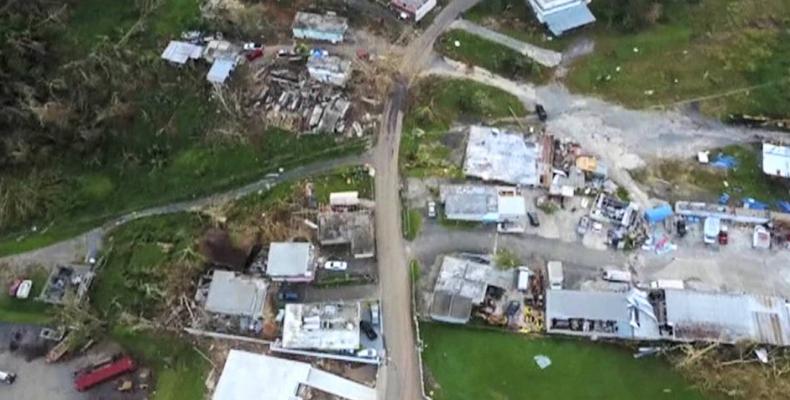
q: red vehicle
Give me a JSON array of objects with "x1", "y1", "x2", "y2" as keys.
[{"x1": 74, "y1": 356, "x2": 135, "y2": 392}]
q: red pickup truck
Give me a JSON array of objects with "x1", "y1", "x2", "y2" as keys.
[{"x1": 74, "y1": 356, "x2": 135, "y2": 392}]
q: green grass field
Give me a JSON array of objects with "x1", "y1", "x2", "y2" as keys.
[
  {"x1": 0, "y1": 267, "x2": 54, "y2": 325},
  {"x1": 403, "y1": 208, "x2": 423, "y2": 240},
  {"x1": 423, "y1": 324, "x2": 709, "y2": 400},
  {"x1": 437, "y1": 30, "x2": 551, "y2": 83},
  {"x1": 401, "y1": 78, "x2": 526, "y2": 177}
]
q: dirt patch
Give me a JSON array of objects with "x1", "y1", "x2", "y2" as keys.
[{"x1": 632, "y1": 159, "x2": 725, "y2": 203}]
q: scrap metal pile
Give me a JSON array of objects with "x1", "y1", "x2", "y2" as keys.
[{"x1": 248, "y1": 58, "x2": 378, "y2": 136}]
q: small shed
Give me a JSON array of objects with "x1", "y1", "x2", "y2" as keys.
[
  {"x1": 161, "y1": 41, "x2": 204, "y2": 64},
  {"x1": 207, "y1": 58, "x2": 236, "y2": 84}
]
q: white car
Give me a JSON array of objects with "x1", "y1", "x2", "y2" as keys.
[
  {"x1": 357, "y1": 348, "x2": 377, "y2": 358},
  {"x1": 427, "y1": 201, "x2": 437, "y2": 218},
  {"x1": 324, "y1": 261, "x2": 348, "y2": 271}
]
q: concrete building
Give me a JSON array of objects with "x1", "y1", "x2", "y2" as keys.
[
  {"x1": 307, "y1": 54, "x2": 352, "y2": 87},
  {"x1": 546, "y1": 288, "x2": 790, "y2": 346},
  {"x1": 292, "y1": 12, "x2": 348, "y2": 44},
  {"x1": 318, "y1": 209, "x2": 375, "y2": 259},
  {"x1": 204, "y1": 270, "x2": 267, "y2": 318},
  {"x1": 762, "y1": 142, "x2": 790, "y2": 178},
  {"x1": 213, "y1": 350, "x2": 376, "y2": 400},
  {"x1": 440, "y1": 184, "x2": 527, "y2": 232},
  {"x1": 527, "y1": 0, "x2": 596, "y2": 36},
  {"x1": 430, "y1": 256, "x2": 514, "y2": 324},
  {"x1": 675, "y1": 201, "x2": 771, "y2": 225},
  {"x1": 266, "y1": 242, "x2": 316, "y2": 282},
  {"x1": 464, "y1": 126, "x2": 540, "y2": 187},
  {"x1": 282, "y1": 302, "x2": 361, "y2": 351},
  {"x1": 390, "y1": 0, "x2": 437, "y2": 22}
]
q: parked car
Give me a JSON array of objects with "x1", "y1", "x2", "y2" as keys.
[
  {"x1": 577, "y1": 216, "x2": 590, "y2": 235},
  {"x1": 505, "y1": 301, "x2": 520, "y2": 317},
  {"x1": 718, "y1": 226, "x2": 729, "y2": 245},
  {"x1": 427, "y1": 201, "x2": 437, "y2": 218},
  {"x1": 370, "y1": 302, "x2": 380, "y2": 326},
  {"x1": 527, "y1": 211, "x2": 540, "y2": 227},
  {"x1": 535, "y1": 104, "x2": 548, "y2": 122},
  {"x1": 357, "y1": 348, "x2": 377, "y2": 358},
  {"x1": 0, "y1": 370, "x2": 16, "y2": 384},
  {"x1": 278, "y1": 290, "x2": 300, "y2": 302},
  {"x1": 676, "y1": 219, "x2": 687, "y2": 237},
  {"x1": 601, "y1": 268, "x2": 632, "y2": 283},
  {"x1": 324, "y1": 260, "x2": 348, "y2": 271},
  {"x1": 360, "y1": 320, "x2": 378, "y2": 340}
]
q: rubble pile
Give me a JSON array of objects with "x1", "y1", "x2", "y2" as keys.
[{"x1": 248, "y1": 59, "x2": 378, "y2": 137}]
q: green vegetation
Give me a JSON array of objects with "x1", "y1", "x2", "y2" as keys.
[
  {"x1": 311, "y1": 166, "x2": 374, "y2": 203},
  {"x1": 93, "y1": 213, "x2": 206, "y2": 321},
  {"x1": 616, "y1": 186, "x2": 631, "y2": 202},
  {"x1": 112, "y1": 327, "x2": 209, "y2": 400},
  {"x1": 437, "y1": 30, "x2": 551, "y2": 82},
  {"x1": 410, "y1": 260, "x2": 421, "y2": 283},
  {"x1": 401, "y1": 78, "x2": 526, "y2": 176},
  {"x1": 422, "y1": 324, "x2": 709, "y2": 400},
  {"x1": 465, "y1": 0, "x2": 570, "y2": 51},
  {"x1": 0, "y1": 1, "x2": 364, "y2": 257},
  {"x1": 636, "y1": 144, "x2": 790, "y2": 204},
  {"x1": 438, "y1": 211, "x2": 482, "y2": 230},
  {"x1": 568, "y1": 0, "x2": 790, "y2": 118},
  {"x1": 0, "y1": 266, "x2": 54, "y2": 324},
  {"x1": 494, "y1": 248, "x2": 520, "y2": 269},
  {"x1": 403, "y1": 208, "x2": 423, "y2": 241}
]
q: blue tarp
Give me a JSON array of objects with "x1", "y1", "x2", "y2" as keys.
[
  {"x1": 543, "y1": 3, "x2": 596, "y2": 36},
  {"x1": 644, "y1": 204, "x2": 673, "y2": 224},
  {"x1": 710, "y1": 154, "x2": 737, "y2": 169},
  {"x1": 743, "y1": 198, "x2": 768, "y2": 210},
  {"x1": 718, "y1": 193, "x2": 730, "y2": 205},
  {"x1": 778, "y1": 201, "x2": 790, "y2": 213}
]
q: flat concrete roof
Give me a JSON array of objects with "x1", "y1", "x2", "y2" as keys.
[
  {"x1": 282, "y1": 302, "x2": 361, "y2": 351},
  {"x1": 440, "y1": 184, "x2": 499, "y2": 222},
  {"x1": 213, "y1": 350, "x2": 376, "y2": 400},
  {"x1": 161, "y1": 41, "x2": 203, "y2": 64},
  {"x1": 763, "y1": 143, "x2": 790, "y2": 178},
  {"x1": 205, "y1": 270, "x2": 267, "y2": 318},
  {"x1": 463, "y1": 126, "x2": 540, "y2": 186},
  {"x1": 318, "y1": 209, "x2": 375, "y2": 258},
  {"x1": 267, "y1": 242, "x2": 315, "y2": 280}
]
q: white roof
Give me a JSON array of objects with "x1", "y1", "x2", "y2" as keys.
[
  {"x1": 207, "y1": 58, "x2": 236, "y2": 84},
  {"x1": 204, "y1": 270, "x2": 267, "y2": 317},
  {"x1": 213, "y1": 350, "x2": 376, "y2": 400},
  {"x1": 463, "y1": 126, "x2": 540, "y2": 186},
  {"x1": 282, "y1": 302, "x2": 361, "y2": 350},
  {"x1": 497, "y1": 195, "x2": 526, "y2": 217},
  {"x1": 161, "y1": 41, "x2": 204, "y2": 64},
  {"x1": 762, "y1": 143, "x2": 790, "y2": 178}
]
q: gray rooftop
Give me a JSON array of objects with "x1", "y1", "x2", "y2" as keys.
[
  {"x1": 429, "y1": 291, "x2": 474, "y2": 324},
  {"x1": 463, "y1": 126, "x2": 540, "y2": 186},
  {"x1": 440, "y1": 184, "x2": 498, "y2": 221},
  {"x1": 267, "y1": 242, "x2": 315, "y2": 279},
  {"x1": 318, "y1": 210, "x2": 375, "y2": 258},
  {"x1": 292, "y1": 12, "x2": 348, "y2": 35},
  {"x1": 664, "y1": 290, "x2": 790, "y2": 346},
  {"x1": 434, "y1": 256, "x2": 513, "y2": 304},
  {"x1": 205, "y1": 270, "x2": 267, "y2": 318}
]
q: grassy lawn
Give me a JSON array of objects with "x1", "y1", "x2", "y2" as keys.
[
  {"x1": 436, "y1": 30, "x2": 551, "y2": 83},
  {"x1": 567, "y1": 0, "x2": 790, "y2": 118},
  {"x1": 112, "y1": 327, "x2": 209, "y2": 400},
  {"x1": 403, "y1": 208, "x2": 423, "y2": 240},
  {"x1": 422, "y1": 324, "x2": 709, "y2": 400},
  {"x1": 311, "y1": 166, "x2": 374, "y2": 203},
  {"x1": 401, "y1": 78, "x2": 526, "y2": 177},
  {"x1": 0, "y1": 267, "x2": 54, "y2": 325},
  {"x1": 634, "y1": 144, "x2": 790, "y2": 205},
  {"x1": 464, "y1": 0, "x2": 571, "y2": 51}
]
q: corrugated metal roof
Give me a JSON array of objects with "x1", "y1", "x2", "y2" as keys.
[
  {"x1": 207, "y1": 58, "x2": 236, "y2": 84},
  {"x1": 543, "y1": 2, "x2": 596, "y2": 36},
  {"x1": 762, "y1": 143, "x2": 790, "y2": 178}
]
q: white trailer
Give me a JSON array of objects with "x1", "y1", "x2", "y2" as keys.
[{"x1": 547, "y1": 261, "x2": 563, "y2": 290}]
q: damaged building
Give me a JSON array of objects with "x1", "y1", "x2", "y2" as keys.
[
  {"x1": 292, "y1": 12, "x2": 349, "y2": 44},
  {"x1": 546, "y1": 288, "x2": 790, "y2": 346},
  {"x1": 429, "y1": 256, "x2": 514, "y2": 324},
  {"x1": 463, "y1": 126, "x2": 541, "y2": 187},
  {"x1": 307, "y1": 53, "x2": 352, "y2": 87},
  {"x1": 40, "y1": 264, "x2": 95, "y2": 305},
  {"x1": 318, "y1": 209, "x2": 375, "y2": 259},
  {"x1": 440, "y1": 184, "x2": 527, "y2": 233}
]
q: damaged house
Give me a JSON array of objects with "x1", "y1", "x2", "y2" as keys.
[
  {"x1": 292, "y1": 12, "x2": 349, "y2": 44},
  {"x1": 463, "y1": 126, "x2": 541, "y2": 187}
]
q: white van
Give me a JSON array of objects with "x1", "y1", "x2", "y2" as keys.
[
  {"x1": 547, "y1": 261, "x2": 563, "y2": 290},
  {"x1": 516, "y1": 267, "x2": 531, "y2": 292},
  {"x1": 602, "y1": 268, "x2": 632, "y2": 283}
]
